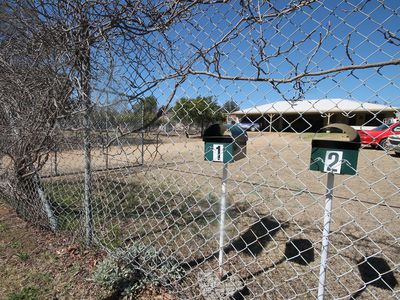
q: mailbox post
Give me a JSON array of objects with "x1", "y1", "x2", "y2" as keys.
[
  {"x1": 309, "y1": 123, "x2": 361, "y2": 300},
  {"x1": 203, "y1": 124, "x2": 248, "y2": 278}
]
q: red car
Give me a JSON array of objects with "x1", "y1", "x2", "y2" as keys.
[{"x1": 357, "y1": 122, "x2": 400, "y2": 149}]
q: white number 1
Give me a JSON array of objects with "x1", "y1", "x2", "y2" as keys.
[
  {"x1": 213, "y1": 144, "x2": 224, "y2": 162},
  {"x1": 323, "y1": 151, "x2": 343, "y2": 174}
]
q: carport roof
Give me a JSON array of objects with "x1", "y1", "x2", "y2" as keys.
[{"x1": 233, "y1": 99, "x2": 398, "y2": 115}]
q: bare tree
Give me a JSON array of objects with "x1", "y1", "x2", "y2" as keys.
[
  {"x1": 178, "y1": 1, "x2": 400, "y2": 100},
  {"x1": 0, "y1": 2, "x2": 73, "y2": 230},
  {"x1": 0, "y1": 0, "x2": 212, "y2": 239}
]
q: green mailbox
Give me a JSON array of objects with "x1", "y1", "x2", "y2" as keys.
[
  {"x1": 309, "y1": 123, "x2": 361, "y2": 175},
  {"x1": 203, "y1": 123, "x2": 247, "y2": 163}
]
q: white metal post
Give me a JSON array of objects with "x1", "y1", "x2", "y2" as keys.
[
  {"x1": 317, "y1": 172, "x2": 335, "y2": 300},
  {"x1": 218, "y1": 163, "x2": 228, "y2": 278},
  {"x1": 141, "y1": 100, "x2": 144, "y2": 167}
]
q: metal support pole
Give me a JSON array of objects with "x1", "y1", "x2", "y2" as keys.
[
  {"x1": 141, "y1": 100, "x2": 144, "y2": 167},
  {"x1": 54, "y1": 147, "x2": 58, "y2": 176},
  {"x1": 218, "y1": 163, "x2": 228, "y2": 278},
  {"x1": 327, "y1": 113, "x2": 333, "y2": 126},
  {"x1": 317, "y1": 172, "x2": 335, "y2": 300},
  {"x1": 83, "y1": 103, "x2": 93, "y2": 245},
  {"x1": 83, "y1": 109, "x2": 93, "y2": 245},
  {"x1": 105, "y1": 130, "x2": 109, "y2": 170},
  {"x1": 80, "y1": 17, "x2": 93, "y2": 246},
  {"x1": 269, "y1": 114, "x2": 274, "y2": 132}
]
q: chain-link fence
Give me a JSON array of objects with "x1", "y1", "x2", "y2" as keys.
[{"x1": 1, "y1": 1, "x2": 399, "y2": 299}]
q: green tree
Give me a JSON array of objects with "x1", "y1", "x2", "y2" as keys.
[
  {"x1": 116, "y1": 96, "x2": 159, "y2": 130},
  {"x1": 133, "y1": 96, "x2": 158, "y2": 125},
  {"x1": 222, "y1": 100, "x2": 240, "y2": 113},
  {"x1": 172, "y1": 96, "x2": 224, "y2": 135},
  {"x1": 92, "y1": 106, "x2": 119, "y2": 130}
]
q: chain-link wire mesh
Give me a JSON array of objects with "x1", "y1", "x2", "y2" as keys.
[{"x1": 1, "y1": 1, "x2": 399, "y2": 299}]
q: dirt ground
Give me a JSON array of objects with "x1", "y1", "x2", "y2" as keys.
[
  {"x1": 131, "y1": 132, "x2": 400, "y2": 300},
  {"x1": 0, "y1": 204, "x2": 108, "y2": 299},
  {"x1": 0, "y1": 203, "x2": 181, "y2": 300},
  {"x1": 3, "y1": 131, "x2": 399, "y2": 299}
]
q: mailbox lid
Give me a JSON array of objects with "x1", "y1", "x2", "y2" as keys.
[
  {"x1": 202, "y1": 123, "x2": 248, "y2": 143},
  {"x1": 311, "y1": 139, "x2": 361, "y2": 150},
  {"x1": 203, "y1": 136, "x2": 234, "y2": 143},
  {"x1": 312, "y1": 123, "x2": 361, "y2": 149},
  {"x1": 227, "y1": 124, "x2": 248, "y2": 144},
  {"x1": 203, "y1": 123, "x2": 228, "y2": 141}
]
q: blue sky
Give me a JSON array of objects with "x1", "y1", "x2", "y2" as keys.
[
  {"x1": 94, "y1": 1, "x2": 399, "y2": 112},
  {"x1": 148, "y1": 0, "x2": 400, "y2": 110}
]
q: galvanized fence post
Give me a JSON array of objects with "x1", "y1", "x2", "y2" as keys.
[
  {"x1": 318, "y1": 172, "x2": 335, "y2": 300},
  {"x1": 218, "y1": 163, "x2": 229, "y2": 278}
]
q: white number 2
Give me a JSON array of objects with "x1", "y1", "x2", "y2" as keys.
[
  {"x1": 323, "y1": 151, "x2": 343, "y2": 174},
  {"x1": 212, "y1": 144, "x2": 224, "y2": 162}
]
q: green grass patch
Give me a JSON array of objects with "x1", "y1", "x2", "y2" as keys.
[
  {"x1": 16, "y1": 252, "x2": 30, "y2": 262},
  {"x1": 44, "y1": 181, "x2": 84, "y2": 208},
  {"x1": 6, "y1": 287, "x2": 42, "y2": 300},
  {"x1": 10, "y1": 241, "x2": 23, "y2": 249},
  {"x1": 97, "y1": 222, "x2": 125, "y2": 249},
  {"x1": 0, "y1": 222, "x2": 9, "y2": 233},
  {"x1": 42, "y1": 179, "x2": 226, "y2": 246},
  {"x1": 36, "y1": 272, "x2": 53, "y2": 284},
  {"x1": 57, "y1": 214, "x2": 81, "y2": 231}
]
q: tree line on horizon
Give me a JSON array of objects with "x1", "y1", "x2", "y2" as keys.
[{"x1": 90, "y1": 97, "x2": 240, "y2": 134}]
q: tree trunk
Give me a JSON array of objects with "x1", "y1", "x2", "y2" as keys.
[
  {"x1": 3, "y1": 104, "x2": 57, "y2": 231},
  {"x1": 13, "y1": 170, "x2": 58, "y2": 232},
  {"x1": 32, "y1": 173, "x2": 58, "y2": 231}
]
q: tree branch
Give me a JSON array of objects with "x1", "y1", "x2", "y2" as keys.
[
  {"x1": 187, "y1": 58, "x2": 400, "y2": 83},
  {"x1": 105, "y1": 75, "x2": 187, "y2": 148}
]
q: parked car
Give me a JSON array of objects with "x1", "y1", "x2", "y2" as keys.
[
  {"x1": 386, "y1": 134, "x2": 400, "y2": 156},
  {"x1": 238, "y1": 122, "x2": 260, "y2": 132},
  {"x1": 357, "y1": 122, "x2": 400, "y2": 149}
]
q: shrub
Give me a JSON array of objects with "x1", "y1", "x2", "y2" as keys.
[{"x1": 93, "y1": 242, "x2": 184, "y2": 296}]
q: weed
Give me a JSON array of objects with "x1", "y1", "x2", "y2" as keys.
[
  {"x1": 16, "y1": 252, "x2": 30, "y2": 261},
  {"x1": 6, "y1": 287, "x2": 41, "y2": 300},
  {"x1": 0, "y1": 222, "x2": 8, "y2": 232},
  {"x1": 11, "y1": 241, "x2": 22, "y2": 249},
  {"x1": 37, "y1": 272, "x2": 52, "y2": 284}
]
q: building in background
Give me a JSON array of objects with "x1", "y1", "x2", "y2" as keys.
[{"x1": 229, "y1": 99, "x2": 399, "y2": 132}]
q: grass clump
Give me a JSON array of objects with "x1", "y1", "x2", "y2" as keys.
[
  {"x1": 6, "y1": 287, "x2": 42, "y2": 300},
  {"x1": 93, "y1": 242, "x2": 184, "y2": 297}
]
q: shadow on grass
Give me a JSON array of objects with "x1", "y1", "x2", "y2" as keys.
[
  {"x1": 241, "y1": 238, "x2": 315, "y2": 282},
  {"x1": 351, "y1": 256, "x2": 398, "y2": 299},
  {"x1": 181, "y1": 216, "x2": 285, "y2": 269}
]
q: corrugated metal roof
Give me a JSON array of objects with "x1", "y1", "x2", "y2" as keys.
[{"x1": 233, "y1": 99, "x2": 397, "y2": 115}]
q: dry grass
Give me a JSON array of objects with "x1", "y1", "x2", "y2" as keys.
[{"x1": 4, "y1": 131, "x2": 399, "y2": 299}]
